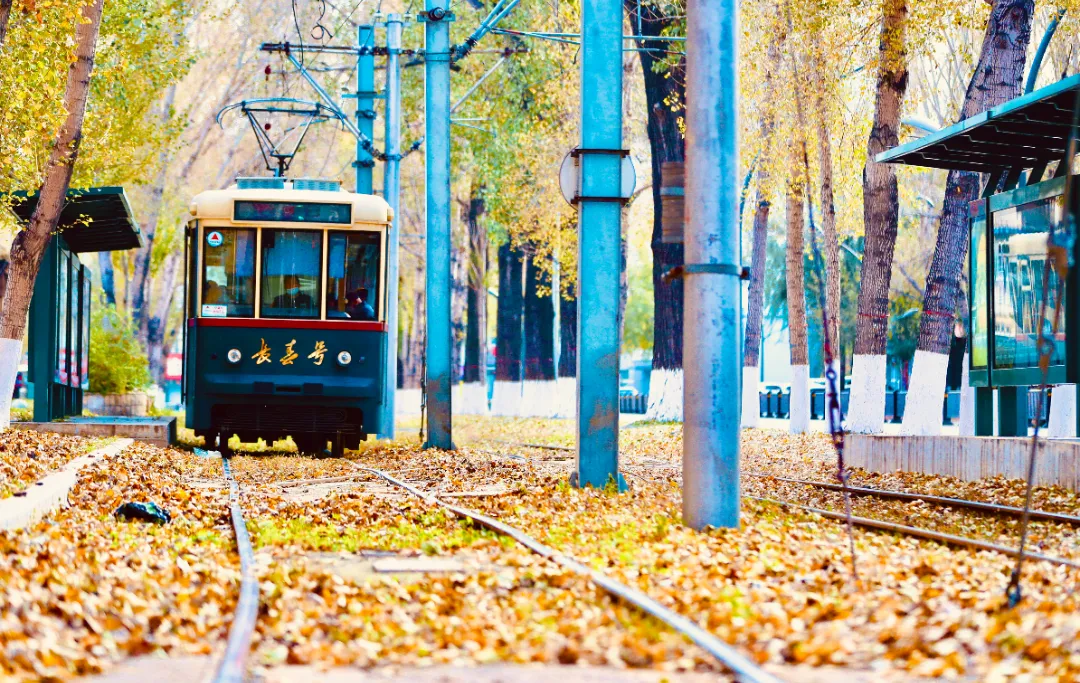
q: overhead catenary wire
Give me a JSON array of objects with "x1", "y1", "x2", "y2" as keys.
[{"x1": 357, "y1": 466, "x2": 784, "y2": 683}]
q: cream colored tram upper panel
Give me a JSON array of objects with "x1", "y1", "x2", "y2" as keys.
[{"x1": 188, "y1": 186, "x2": 393, "y2": 227}]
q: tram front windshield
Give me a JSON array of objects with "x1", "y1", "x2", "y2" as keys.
[{"x1": 260, "y1": 229, "x2": 322, "y2": 319}]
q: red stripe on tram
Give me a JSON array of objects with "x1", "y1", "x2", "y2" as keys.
[{"x1": 189, "y1": 318, "x2": 387, "y2": 332}]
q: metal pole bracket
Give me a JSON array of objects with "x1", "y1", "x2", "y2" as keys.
[{"x1": 662, "y1": 263, "x2": 750, "y2": 283}]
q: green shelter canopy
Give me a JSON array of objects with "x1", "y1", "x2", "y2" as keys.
[
  {"x1": 10, "y1": 187, "x2": 143, "y2": 253},
  {"x1": 877, "y1": 74, "x2": 1080, "y2": 173}
]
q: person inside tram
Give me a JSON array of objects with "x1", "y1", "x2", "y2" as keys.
[
  {"x1": 203, "y1": 281, "x2": 226, "y2": 305},
  {"x1": 347, "y1": 287, "x2": 376, "y2": 321},
  {"x1": 273, "y1": 274, "x2": 314, "y2": 310}
]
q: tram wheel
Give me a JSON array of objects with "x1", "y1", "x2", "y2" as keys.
[
  {"x1": 217, "y1": 433, "x2": 234, "y2": 458},
  {"x1": 330, "y1": 432, "x2": 344, "y2": 459},
  {"x1": 295, "y1": 435, "x2": 328, "y2": 456}
]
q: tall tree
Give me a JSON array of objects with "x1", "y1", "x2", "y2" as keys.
[
  {"x1": 742, "y1": 30, "x2": 782, "y2": 429},
  {"x1": 494, "y1": 241, "x2": 524, "y2": 413},
  {"x1": 524, "y1": 252, "x2": 555, "y2": 382},
  {"x1": 786, "y1": 170, "x2": 810, "y2": 434},
  {"x1": 0, "y1": 0, "x2": 106, "y2": 427},
  {"x1": 848, "y1": 0, "x2": 909, "y2": 434},
  {"x1": 0, "y1": 0, "x2": 12, "y2": 47},
  {"x1": 902, "y1": 0, "x2": 1034, "y2": 435},
  {"x1": 627, "y1": 0, "x2": 686, "y2": 420},
  {"x1": 463, "y1": 189, "x2": 487, "y2": 386}
]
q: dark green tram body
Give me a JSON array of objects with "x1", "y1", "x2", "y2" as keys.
[{"x1": 184, "y1": 321, "x2": 386, "y2": 444}]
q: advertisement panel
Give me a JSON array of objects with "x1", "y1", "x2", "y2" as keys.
[
  {"x1": 55, "y1": 252, "x2": 69, "y2": 385},
  {"x1": 81, "y1": 271, "x2": 90, "y2": 390}
]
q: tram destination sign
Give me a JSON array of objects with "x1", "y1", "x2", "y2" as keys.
[{"x1": 234, "y1": 200, "x2": 351, "y2": 224}]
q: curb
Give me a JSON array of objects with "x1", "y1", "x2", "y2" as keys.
[{"x1": 0, "y1": 438, "x2": 134, "y2": 532}]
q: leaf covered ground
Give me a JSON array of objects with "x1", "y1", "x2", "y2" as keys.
[
  {"x1": 0, "y1": 428, "x2": 103, "y2": 499},
  {"x1": 0, "y1": 420, "x2": 1078, "y2": 680}
]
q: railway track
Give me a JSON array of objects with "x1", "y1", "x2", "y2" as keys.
[
  {"x1": 208, "y1": 450, "x2": 782, "y2": 683},
  {"x1": 484, "y1": 440, "x2": 1080, "y2": 570}
]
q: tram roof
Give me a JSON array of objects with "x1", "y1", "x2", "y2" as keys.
[
  {"x1": 877, "y1": 74, "x2": 1080, "y2": 173},
  {"x1": 189, "y1": 185, "x2": 393, "y2": 225},
  {"x1": 9, "y1": 187, "x2": 144, "y2": 253}
]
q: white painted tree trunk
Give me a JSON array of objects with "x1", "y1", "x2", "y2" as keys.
[
  {"x1": 899, "y1": 349, "x2": 949, "y2": 435},
  {"x1": 396, "y1": 388, "x2": 422, "y2": 416},
  {"x1": 958, "y1": 352, "x2": 975, "y2": 436},
  {"x1": 457, "y1": 381, "x2": 489, "y2": 415},
  {"x1": 789, "y1": 365, "x2": 810, "y2": 433},
  {"x1": 553, "y1": 376, "x2": 576, "y2": 419},
  {"x1": 519, "y1": 380, "x2": 559, "y2": 417},
  {"x1": 1047, "y1": 384, "x2": 1076, "y2": 438},
  {"x1": 846, "y1": 353, "x2": 885, "y2": 434},
  {"x1": 491, "y1": 381, "x2": 523, "y2": 417},
  {"x1": 741, "y1": 365, "x2": 759, "y2": 428},
  {"x1": 645, "y1": 368, "x2": 683, "y2": 422},
  {"x1": 0, "y1": 339, "x2": 19, "y2": 429}
]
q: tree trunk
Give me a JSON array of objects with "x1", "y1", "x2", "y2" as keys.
[
  {"x1": 0, "y1": 0, "x2": 105, "y2": 428},
  {"x1": 524, "y1": 252, "x2": 555, "y2": 381},
  {"x1": 559, "y1": 283, "x2": 577, "y2": 378},
  {"x1": 903, "y1": 0, "x2": 1034, "y2": 435},
  {"x1": 146, "y1": 251, "x2": 181, "y2": 383},
  {"x1": 463, "y1": 191, "x2": 486, "y2": 384},
  {"x1": 848, "y1": 0, "x2": 908, "y2": 434},
  {"x1": 786, "y1": 171, "x2": 810, "y2": 434},
  {"x1": 742, "y1": 25, "x2": 782, "y2": 427},
  {"x1": 627, "y1": 0, "x2": 686, "y2": 421},
  {"x1": 495, "y1": 241, "x2": 523, "y2": 382},
  {"x1": 131, "y1": 85, "x2": 177, "y2": 343},
  {"x1": 0, "y1": 0, "x2": 13, "y2": 47},
  {"x1": 98, "y1": 252, "x2": 116, "y2": 305}
]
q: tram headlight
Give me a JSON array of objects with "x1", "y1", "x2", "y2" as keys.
[
  {"x1": 336, "y1": 351, "x2": 352, "y2": 366},
  {"x1": 226, "y1": 348, "x2": 242, "y2": 364}
]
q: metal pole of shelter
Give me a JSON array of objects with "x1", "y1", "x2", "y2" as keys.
[
  {"x1": 355, "y1": 25, "x2": 376, "y2": 194},
  {"x1": 574, "y1": 0, "x2": 625, "y2": 489},
  {"x1": 423, "y1": 3, "x2": 454, "y2": 450},
  {"x1": 682, "y1": 0, "x2": 740, "y2": 528},
  {"x1": 380, "y1": 14, "x2": 403, "y2": 440}
]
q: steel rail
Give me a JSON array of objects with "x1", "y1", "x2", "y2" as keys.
[
  {"x1": 747, "y1": 473, "x2": 1080, "y2": 527},
  {"x1": 749, "y1": 496, "x2": 1080, "y2": 571},
  {"x1": 492, "y1": 441, "x2": 1080, "y2": 527},
  {"x1": 213, "y1": 457, "x2": 261, "y2": 683},
  {"x1": 357, "y1": 466, "x2": 783, "y2": 683}
]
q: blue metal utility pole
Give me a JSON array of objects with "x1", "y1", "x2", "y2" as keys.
[
  {"x1": 575, "y1": 0, "x2": 624, "y2": 489},
  {"x1": 682, "y1": 0, "x2": 740, "y2": 528},
  {"x1": 379, "y1": 14, "x2": 403, "y2": 440},
  {"x1": 423, "y1": 3, "x2": 454, "y2": 450},
  {"x1": 355, "y1": 24, "x2": 376, "y2": 194}
]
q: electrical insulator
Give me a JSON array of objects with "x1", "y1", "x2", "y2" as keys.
[
  {"x1": 264, "y1": 122, "x2": 271, "y2": 131},
  {"x1": 264, "y1": 64, "x2": 271, "y2": 80}
]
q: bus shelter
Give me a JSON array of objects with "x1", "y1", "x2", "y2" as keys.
[
  {"x1": 878, "y1": 75, "x2": 1080, "y2": 437},
  {"x1": 10, "y1": 187, "x2": 143, "y2": 421}
]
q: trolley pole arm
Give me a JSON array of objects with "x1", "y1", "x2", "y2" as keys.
[{"x1": 451, "y1": 56, "x2": 507, "y2": 113}]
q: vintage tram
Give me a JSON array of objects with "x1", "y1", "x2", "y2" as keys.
[{"x1": 183, "y1": 177, "x2": 392, "y2": 456}]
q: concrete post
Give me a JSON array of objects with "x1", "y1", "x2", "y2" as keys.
[
  {"x1": 423, "y1": 4, "x2": 454, "y2": 449},
  {"x1": 355, "y1": 25, "x2": 376, "y2": 194},
  {"x1": 682, "y1": 0, "x2": 740, "y2": 528},
  {"x1": 574, "y1": 0, "x2": 624, "y2": 489},
  {"x1": 379, "y1": 15, "x2": 403, "y2": 440}
]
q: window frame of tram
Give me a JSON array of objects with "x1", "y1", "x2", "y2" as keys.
[
  {"x1": 259, "y1": 228, "x2": 324, "y2": 320},
  {"x1": 197, "y1": 224, "x2": 384, "y2": 322},
  {"x1": 968, "y1": 175, "x2": 1079, "y2": 435}
]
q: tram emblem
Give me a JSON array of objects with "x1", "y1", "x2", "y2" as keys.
[{"x1": 206, "y1": 230, "x2": 224, "y2": 247}]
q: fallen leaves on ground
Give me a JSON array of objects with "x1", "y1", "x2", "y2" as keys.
[
  {"x1": 0, "y1": 429, "x2": 101, "y2": 499},
  {"x1": 1, "y1": 420, "x2": 1079, "y2": 680}
]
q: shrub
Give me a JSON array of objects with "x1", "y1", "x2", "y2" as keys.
[{"x1": 88, "y1": 305, "x2": 151, "y2": 395}]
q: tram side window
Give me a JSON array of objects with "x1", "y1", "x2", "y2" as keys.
[
  {"x1": 201, "y1": 228, "x2": 255, "y2": 317},
  {"x1": 326, "y1": 231, "x2": 381, "y2": 321},
  {"x1": 260, "y1": 229, "x2": 323, "y2": 319}
]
